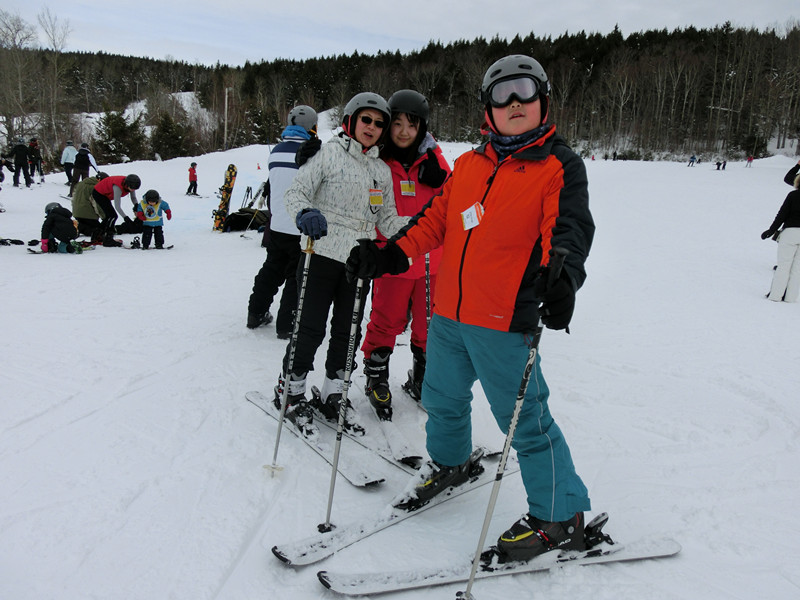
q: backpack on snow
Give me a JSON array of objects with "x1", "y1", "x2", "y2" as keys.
[{"x1": 221, "y1": 207, "x2": 270, "y2": 232}]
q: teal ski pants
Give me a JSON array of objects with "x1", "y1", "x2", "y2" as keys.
[{"x1": 422, "y1": 315, "x2": 591, "y2": 522}]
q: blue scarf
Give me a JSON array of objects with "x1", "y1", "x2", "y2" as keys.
[
  {"x1": 488, "y1": 124, "x2": 551, "y2": 161},
  {"x1": 281, "y1": 125, "x2": 311, "y2": 140}
]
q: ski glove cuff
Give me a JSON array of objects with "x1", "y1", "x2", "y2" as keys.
[
  {"x1": 296, "y1": 208, "x2": 327, "y2": 239},
  {"x1": 417, "y1": 149, "x2": 448, "y2": 189},
  {"x1": 534, "y1": 267, "x2": 575, "y2": 331},
  {"x1": 345, "y1": 239, "x2": 410, "y2": 283}
]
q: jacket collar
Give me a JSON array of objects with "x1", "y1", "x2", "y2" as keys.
[{"x1": 477, "y1": 124, "x2": 557, "y2": 163}]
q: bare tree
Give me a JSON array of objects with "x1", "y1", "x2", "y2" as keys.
[
  {"x1": 37, "y1": 7, "x2": 72, "y2": 158},
  {"x1": 0, "y1": 9, "x2": 38, "y2": 141}
]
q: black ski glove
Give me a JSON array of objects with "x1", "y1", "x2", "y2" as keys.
[
  {"x1": 345, "y1": 239, "x2": 410, "y2": 283},
  {"x1": 534, "y1": 267, "x2": 575, "y2": 331},
  {"x1": 295, "y1": 138, "x2": 322, "y2": 166},
  {"x1": 417, "y1": 149, "x2": 448, "y2": 188},
  {"x1": 761, "y1": 229, "x2": 774, "y2": 240}
]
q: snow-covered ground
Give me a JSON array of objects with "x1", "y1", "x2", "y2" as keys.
[{"x1": 1, "y1": 122, "x2": 799, "y2": 600}]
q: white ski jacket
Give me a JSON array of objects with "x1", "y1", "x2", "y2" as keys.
[{"x1": 284, "y1": 134, "x2": 409, "y2": 264}]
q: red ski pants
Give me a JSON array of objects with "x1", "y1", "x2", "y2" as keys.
[{"x1": 361, "y1": 274, "x2": 436, "y2": 358}]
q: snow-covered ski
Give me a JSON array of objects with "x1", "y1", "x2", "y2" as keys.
[
  {"x1": 271, "y1": 450, "x2": 519, "y2": 566},
  {"x1": 245, "y1": 390, "x2": 385, "y2": 488},
  {"x1": 317, "y1": 536, "x2": 681, "y2": 595},
  {"x1": 311, "y1": 386, "x2": 421, "y2": 473}
]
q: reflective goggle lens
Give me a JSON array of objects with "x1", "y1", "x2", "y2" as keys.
[{"x1": 489, "y1": 77, "x2": 540, "y2": 107}]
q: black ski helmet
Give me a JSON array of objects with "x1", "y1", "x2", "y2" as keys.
[
  {"x1": 190, "y1": 162, "x2": 197, "y2": 167},
  {"x1": 480, "y1": 55, "x2": 551, "y2": 124},
  {"x1": 143, "y1": 189, "x2": 161, "y2": 202},
  {"x1": 45, "y1": 202, "x2": 61, "y2": 215},
  {"x1": 81, "y1": 143, "x2": 89, "y2": 149},
  {"x1": 287, "y1": 105, "x2": 318, "y2": 134},
  {"x1": 97, "y1": 171, "x2": 109, "y2": 180},
  {"x1": 388, "y1": 90, "x2": 430, "y2": 123},
  {"x1": 123, "y1": 174, "x2": 141, "y2": 190},
  {"x1": 342, "y1": 92, "x2": 391, "y2": 137}
]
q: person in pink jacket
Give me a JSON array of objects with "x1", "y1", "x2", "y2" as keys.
[{"x1": 361, "y1": 90, "x2": 451, "y2": 420}]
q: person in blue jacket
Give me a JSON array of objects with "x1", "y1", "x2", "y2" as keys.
[{"x1": 135, "y1": 189, "x2": 172, "y2": 249}]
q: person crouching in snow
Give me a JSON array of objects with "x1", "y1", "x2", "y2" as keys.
[
  {"x1": 41, "y1": 202, "x2": 82, "y2": 253},
  {"x1": 136, "y1": 189, "x2": 172, "y2": 249}
]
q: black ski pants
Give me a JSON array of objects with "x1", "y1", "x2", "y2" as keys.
[
  {"x1": 281, "y1": 253, "x2": 370, "y2": 380},
  {"x1": 249, "y1": 230, "x2": 302, "y2": 335},
  {"x1": 13, "y1": 160, "x2": 31, "y2": 186},
  {"x1": 91, "y1": 190, "x2": 118, "y2": 238},
  {"x1": 142, "y1": 225, "x2": 164, "y2": 248}
]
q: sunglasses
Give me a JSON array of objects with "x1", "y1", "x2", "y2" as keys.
[
  {"x1": 359, "y1": 115, "x2": 387, "y2": 129},
  {"x1": 487, "y1": 77, "x2": 540, "y2": 108}
]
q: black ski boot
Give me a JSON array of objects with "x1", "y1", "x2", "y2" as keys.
[
  {"x1": 394, "y1": 448, "x2": 485, "y2": 511},
  {"x1": 364, "y1": 347, "x2": 392, "y2": 420},
  {"x1": 273, "y1": 372, "x2": 315, "y2": 437},
  {"x1": 247, "y1": 311, "x2": 273, "y2": 329},
  {"x1": 402, "y1": 343, "x2": 426, "y2": 402},
  {"x1": 311, "y1": 372, "x2": 365, "y2": 436},
  {"x1": 495, "y1": 512, "x2": 585, "y2": 563}
]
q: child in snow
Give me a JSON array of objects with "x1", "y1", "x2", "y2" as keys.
[
  {"x1": 187, "y1": 162, "x2": 198, "y2": 196},
  {"x1": 273, "y1": 92, "x2": 409, "y2": 436},
  {"x1": 41, "y1": 202, "x2": 82, "y2": 253},
  {"x1": 761, "y1": 170, "x2": 800, "y2": 301},
  {"x1": 136, "y1": 189, "x2": 172, "y2": 249},
  {"x1": 346, "y1": 54, "x2": 595, "y2": 563},
  {"x1": 359, "y1": 89, "x2": 451, "y2": 419}
]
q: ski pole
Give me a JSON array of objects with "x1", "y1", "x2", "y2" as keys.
[
  {"x1": 425, "y1": 253, "x2": 431, "y2": 327},
  {"x1": 268, "y1": 237, "x2": 314, "y2": 476},
  {"x1": 240, "y1": 208, "x2": 260, "y2": 238},
  {"x1": 319, "y1": 277, "x2": 365, "y2": 533},
  {"x1": 457, "y1": 247, "x2": 568, "y2": 600}
]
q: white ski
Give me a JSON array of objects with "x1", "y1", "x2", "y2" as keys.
[
  {"x1": 318, "y1": 537, "x2": 681, "y2": 595},
  {"x1": 245, "y1": 391, "x2": 385, "y2": 488},
  {"x1": 271, "y1": 451, "x2": 519, "y2": 566}
]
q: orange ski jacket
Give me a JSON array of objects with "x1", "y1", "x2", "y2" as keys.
[{"x1": 393, "y1": 127, "x2": 594, "y2": 333}]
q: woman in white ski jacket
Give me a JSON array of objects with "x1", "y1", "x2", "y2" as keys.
[{"x1": 274, "y1": 92, "x2": 409, "y2": 435}]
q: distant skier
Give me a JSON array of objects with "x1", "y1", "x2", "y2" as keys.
[
  {"x1": 61, "y1": 140, "x2": 77, "y2": 185},
  {"x1": 187, "y1": 162, "x2": 199, "y2": 196},
  {"x1": 68, "y1": 143, "x2": 99, "y2": 197},
  {"x1": 28, "y1": 138, "x2": 44, "y2": 183},
  {"x1": 2, "y1": 138, "x2": 32, "y2": 187},
  {"x1": 688, "y1": 154, "x2": 697, "y2": 167}
]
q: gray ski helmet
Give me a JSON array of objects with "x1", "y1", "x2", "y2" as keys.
[
  {"x1": 480, "y1": 55, "x2": 550, "y2": 119},
  {"x1": 66, "y1": 140, "x2": 74, "y2": 146},
  {"x1": 45, "y1": 202, "x2": 61, "y2": 215},
  {"x1": 342, "y1": 92, "x2": 391, "y2": 134},
  {"x1": 287, "y1": 105, "x2": 318, "y2": 133},
  {"x1": 143, "y1": 189, "x2": 160, "y2": 202},
  {"x1": 388, "y1": 90, "x2": 430, "y2": 123},
  {"x1": 123, "y1": 174, "x2": 141, "y2": 190}
]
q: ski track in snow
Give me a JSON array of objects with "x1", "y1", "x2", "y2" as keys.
[{"x1": 1, "y1": 137, "x2": 800, "y2": 599}]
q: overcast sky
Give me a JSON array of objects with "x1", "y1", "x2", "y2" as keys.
[{"x1": 9, "y1": 0, "x2": 799, "y2": 66}]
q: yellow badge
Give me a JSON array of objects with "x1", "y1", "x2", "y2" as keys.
[
  {"x1": 399, "y1": 180, "x2": 416, "y2": 196},
  {"x1": 369, "y1": 188, "x2": 384, "y2": 206}
]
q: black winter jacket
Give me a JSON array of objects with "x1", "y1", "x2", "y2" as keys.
[
  {"x1": 766, "y1": 188, "x2": 800, "y2": 235},
  {"x1": 41, "y1": 207, "x2": 78, "y2": 242}
]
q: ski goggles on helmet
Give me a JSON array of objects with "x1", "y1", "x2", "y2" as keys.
[{"x1": 486, "y1": 76, "x2": 540, "y2": 108}]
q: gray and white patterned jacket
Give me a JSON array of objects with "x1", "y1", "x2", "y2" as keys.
[{"x1": 284, "y1": 134, "x2": 409, "y2": 264}]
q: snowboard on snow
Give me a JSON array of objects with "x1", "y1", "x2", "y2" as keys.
[{"x1": 212, "y1": 164, "x2": 237, "y2": 231}]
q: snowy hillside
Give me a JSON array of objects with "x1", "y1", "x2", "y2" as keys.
[{"x1": 1, "y1": 126, "x2": 799, "y2": 600}]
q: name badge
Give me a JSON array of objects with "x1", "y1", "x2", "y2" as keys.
[
  {"x1": 399, "y1": 180, "x2": 416, "y2": 196},
  {"x1": 461, "y1": 202, "x2": 484, "y2": 230},
  {"x1": 369, "y1": 189, "x2": 384, "y2": 206}
]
